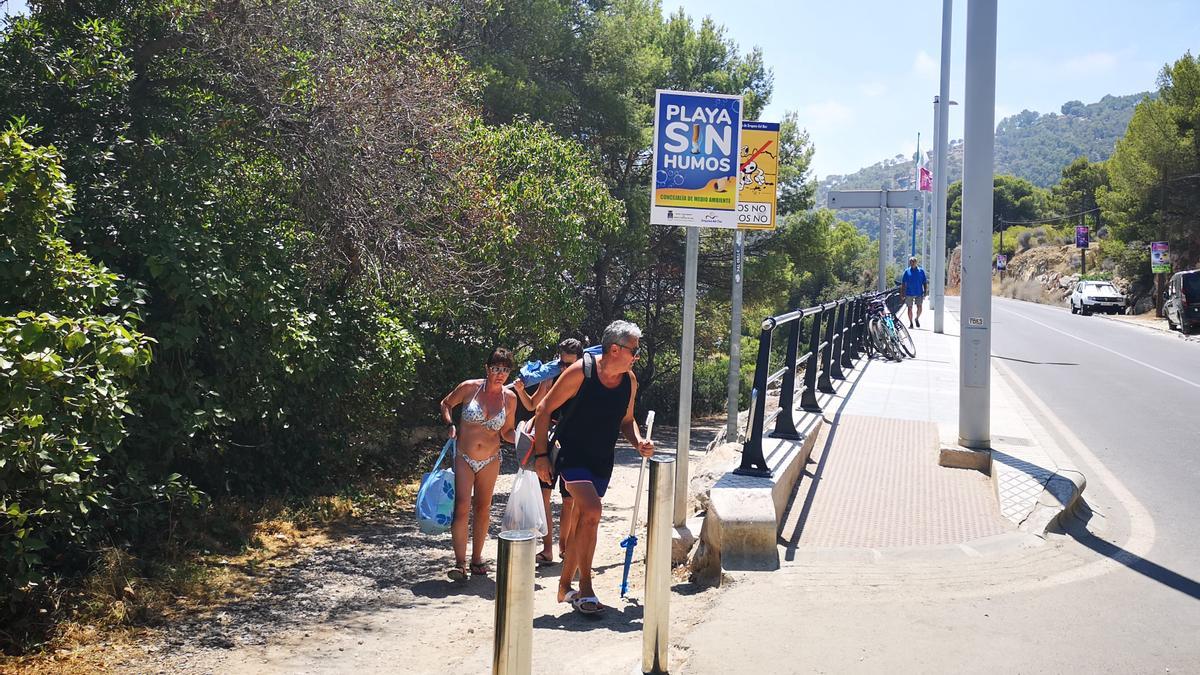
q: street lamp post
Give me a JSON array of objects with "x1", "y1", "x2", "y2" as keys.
[
  {"x1": 933, "y1": 0, "x2": 954, "y2": 334},
  {"x1": 959, "y1": 0, "x2": 998, "y2": 449}
]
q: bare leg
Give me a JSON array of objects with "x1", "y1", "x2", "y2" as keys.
[
  {"x1": 559, "y1": 497, "x2": 574, "y2": 559},
  {"x1": 540, "y1": 486, "x2": 554, "y2": 557},
  {"x1": 906, "y1": 302, "x2": 914, "y2": 326},
  {"x1": 470, "y1": 456, "x2": 501, "y2": 565},
  {"x1": 560, "y1": 481, "x2": 602, "y2": 603},
  {"x1": 916, "y1": 297, "x2": 925, "y2": 322},
  {"x1": 451, "y1": 454, "x2": 474, "y2": 568},
  {"x1": 557, "y1": 497, "x2": 584, "y2": 602}
]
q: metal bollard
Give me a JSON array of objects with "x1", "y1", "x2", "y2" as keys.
[
  {"x1": 493, "y1": 530, "x2": 536, "y2": 675},
  {"x1": 642, "y1": 456, "x2": 675, "y2": 675}
]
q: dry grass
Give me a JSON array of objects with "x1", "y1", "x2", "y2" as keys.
[{"x1": 1, "y1": 477, "x2": 423, "y2": 674}]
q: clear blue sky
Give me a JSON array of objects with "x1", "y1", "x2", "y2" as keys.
[
  {"x1": 6, "y1": 0, "x2": 1198, "y2": 180},
  {"x1": 674, "y1": 0, "x2": 1200, "y2": 179}
]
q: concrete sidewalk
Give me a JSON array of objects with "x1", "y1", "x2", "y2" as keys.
[{"x1": 678, "y1": 300, "x2": 1091, "y2": 671}]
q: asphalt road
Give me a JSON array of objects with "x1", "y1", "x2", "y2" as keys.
[{"x1": 980, "y1": 296, "x2": 1200, "y2": 568}]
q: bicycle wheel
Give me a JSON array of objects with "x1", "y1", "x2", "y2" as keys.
[
  {"x1": 869, "y1": 317, "x2": 895, "y2": 360},
  {"x1": 882, "y1": 318, "x2": 903, "y2": 361},
  {"x1": 867, "y1": 317, "x2": 886, "y2": 357},
  {"x1": 893, "y1": 321, "x2": 917, "y2": 358}
]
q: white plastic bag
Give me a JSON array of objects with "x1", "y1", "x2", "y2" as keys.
[{"x1": 502, "y1": 468, "x2": 548, "y2": 537}]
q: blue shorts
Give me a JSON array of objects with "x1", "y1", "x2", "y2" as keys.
[{"x1": 559, "y1": 467, "x2": 611, "y2": 499}]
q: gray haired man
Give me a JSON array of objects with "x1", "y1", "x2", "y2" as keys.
[{"x1": 533, "y1": 320, "x2": 654, "y2": 615}]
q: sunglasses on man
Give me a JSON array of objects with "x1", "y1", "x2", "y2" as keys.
[{"x1": 614, "y1": 343, "x2": 641, "y2": 357}]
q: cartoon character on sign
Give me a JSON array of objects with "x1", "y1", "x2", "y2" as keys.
[
  {"x1": 737, "y1": 145, "x2": 776, "y2": 194},
  {"x1": 739, "y1": 159, "x2": 766, "y2": 192}
]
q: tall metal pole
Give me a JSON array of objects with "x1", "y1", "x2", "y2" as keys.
[
  {"x1": 933, "y1": 0, "x2": 953, "y2": 334},
  {"x1": 726, "y1": 230, "x2": 745, "y2": 441},
  {"x1": 675, "y1": 227, "x2": 698, "y2": 526},
  {"x1": 959, "y1": 0, "x2": 997, "y2": 449},
  {"x1": 492, "y1": 531, "x2": 535, "y2": 675},
  {"x1": 877, "y1": 193, "x2": 887, "y2": 291},
  {"x1": 642, "y1": 456, "x2": 675, "y2": 675},
  {"x1": 911, "y1": 133, "x2": 920, "y2": 257}
]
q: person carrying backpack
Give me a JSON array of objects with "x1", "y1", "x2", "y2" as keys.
[{"x1": 531, "y1": 321, "x2": 654, "y2": 615}]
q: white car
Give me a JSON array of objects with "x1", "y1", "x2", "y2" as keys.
[{"x1": 1070, "y1": 280, "x2": 1125, "y2": 316}]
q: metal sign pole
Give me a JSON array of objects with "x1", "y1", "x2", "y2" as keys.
[
  {"x1": 877, "y1": 193, "x2": 887, "y2": 291},
  {"x1": 675, "y1": 226, "x2": 698, "y2": 527},
  {"x1": 726, "y1": 230, "x2": 745, "y2": 441},
  {"x1": 959, "y1": 0, "x2": 997, "y2": 449}
]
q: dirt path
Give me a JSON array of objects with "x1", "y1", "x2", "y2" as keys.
[{"x1": 118, "y1": 424, "x2": 724, "y2": 674}]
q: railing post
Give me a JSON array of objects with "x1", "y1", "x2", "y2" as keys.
[
  {"x1": 840, "y1": 299, "x2": 856, "y2": 370},
  {"x1": 736, "y1": 320, "x2": 773, "y2": 477},
  {"x1": 818, "y1": 303, "x2": 837, "y2": 393},
  {"x1": 846, "y1": 297, "x2": 863, "y2": 360},
  {"x1": 770, "y1": 319, "x2": 802, "y2": 440},
  {"x1": 829, "y1": 301, "x2": 847, "y2": 380},
  {"x1": 493, "y1": 531, "x2": 535, "y2": 675},
  {"x1": 854, "y1": 295, "x2": 868, "y2": 357},
  {"x1": 800, "y1": 311, "x2": 823, "y2": 412},
  {"x1": 642, "y1": 456, "x2": 675, "y2": 675}
]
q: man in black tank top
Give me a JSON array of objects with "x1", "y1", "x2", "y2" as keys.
[{"x1": 533, "y1": 321, "x2": 654, "y2": 615}]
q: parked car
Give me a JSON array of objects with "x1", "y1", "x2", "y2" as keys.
[
  {"x1": 1164, "y1": 270, "x2": 1200, "y2": 334},
  {"x1": 1070, "y1": 280, "x2": 1126, "y2": 315}
]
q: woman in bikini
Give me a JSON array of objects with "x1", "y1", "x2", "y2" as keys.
[{"x1": 439, "y1": 348, "x2": 518, "y2": 581}]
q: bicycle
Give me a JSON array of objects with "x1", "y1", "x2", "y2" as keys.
[{"x1": 866, "y1": 297, "x2": 916, "y2": 360}]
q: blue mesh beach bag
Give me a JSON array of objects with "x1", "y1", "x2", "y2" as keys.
[{"x1": 417, "y1": 439, "x2": 456, "y2": 534}]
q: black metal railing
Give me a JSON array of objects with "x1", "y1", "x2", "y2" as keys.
[{"x1": 735, "y1": 288, "x2": 898, "y2": 477}]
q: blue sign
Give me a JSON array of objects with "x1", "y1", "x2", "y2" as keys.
[
  {"x1": 1076, "y1": 225, "x2": 1089, "y2": 249},
  {"x1": 650, "y1": 90, "x2": 742, "y2": 228}
]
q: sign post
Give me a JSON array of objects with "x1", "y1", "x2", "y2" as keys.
[
  {"x1": 650, "y1": 90, "x2": 743, "y2": 526},
  {"x1": 1076, "y1": 225, "x2": 1089, "y2": 275},
  {"x1": 828, "y1": 189, "x2": 923, "y2": 291},
  {"x1": 727, "y1": 121, "x2": 779, "y2": 440}
]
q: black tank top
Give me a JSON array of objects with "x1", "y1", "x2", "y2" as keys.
[{"x1": 554, "y1": 356, "x2": 631, "y2": 480}]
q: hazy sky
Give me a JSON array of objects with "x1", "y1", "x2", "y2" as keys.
[
  {"x1": 674, "y1": 0, "x2": 1200, "y2": 178},
  {"x1": 6, "y1": 0, "x2": 1198, "y2": 180}
]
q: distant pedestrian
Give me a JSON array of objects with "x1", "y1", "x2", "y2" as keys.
[
  {"x1": 439, "y1": 348, "x2": 518, "y2": 581},
  {"x1": 532, "y1": 321, "x2": 653, "y2": 615},
  {"x1": 513, "y1": 338, "x2": 586, "y2": 565},
  {"x1": 901, "y1": 256, "x2": 929, "y2": 328}
]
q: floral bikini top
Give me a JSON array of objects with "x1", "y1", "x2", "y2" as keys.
[{"x1": 461, "y1": 383, "x2": 506, "y2": 431}]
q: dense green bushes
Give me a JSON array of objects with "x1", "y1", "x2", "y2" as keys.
[{"x1": 0, "y1": 125, "x2": 186, "y2": 617}]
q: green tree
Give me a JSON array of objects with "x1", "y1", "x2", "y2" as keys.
[
  {"x1": 1100, "y1": 52, "x2": 1200, "y2": 270},
  {"x1": 946, "y1": 174, "x2": 1048, "y2": 250}
]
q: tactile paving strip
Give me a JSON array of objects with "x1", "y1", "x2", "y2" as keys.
[{"x1": 779, "y1": 414, "x2": 1011, "y2": 549}]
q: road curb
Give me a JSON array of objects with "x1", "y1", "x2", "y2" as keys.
[{"x1": 991, "y1": 358, "x2": 1088, "y2": 536}]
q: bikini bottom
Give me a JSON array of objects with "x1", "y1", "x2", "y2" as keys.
[{"x1": 460, "y1": 451, "x2": 501, "y2": 473}]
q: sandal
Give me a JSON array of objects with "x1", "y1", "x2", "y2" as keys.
[
  {"x1": 470, "y1": 561, "x2": 490, "y2": 576},
  {"x1": 571, "y1": 595, "x2": 603, "y2": 615},
  {"x1": 560, "y1": 588, "x2": 579, "y2": 604},
  {"x1": 447, "y1": 561, "x2": 468, "y2": 582},
  {"x1": 535, "y1": 551, "x2": 557, "y2": 567}
]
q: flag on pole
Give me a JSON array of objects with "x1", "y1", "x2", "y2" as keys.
[{"x1": 919, "y1": 166, "x2": 932, "y2": 192}]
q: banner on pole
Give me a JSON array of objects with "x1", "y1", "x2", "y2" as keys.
[
  {"x1": 996, "y1": 253, "x2": 1007, "y2": 270},
  {"x1": 651, "y1": 90, "x2": 743, "y2": 229},
  {"x1": 919, "y1": 166, "x2": 932, "y2": 192},
  {"x1": 1075, "y1": 225, "x2": 1089, "y2": 249},
  {"x1": 736, "y1": 121, "x2": 779, "y2": 230},
  {"x1": 1151, "y1": 241, "x2": 1171, "y2": 273}
]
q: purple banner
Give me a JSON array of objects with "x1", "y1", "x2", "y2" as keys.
[{"x1": 1075, "y1": 225, "x2": 1089, "y2": 249}]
